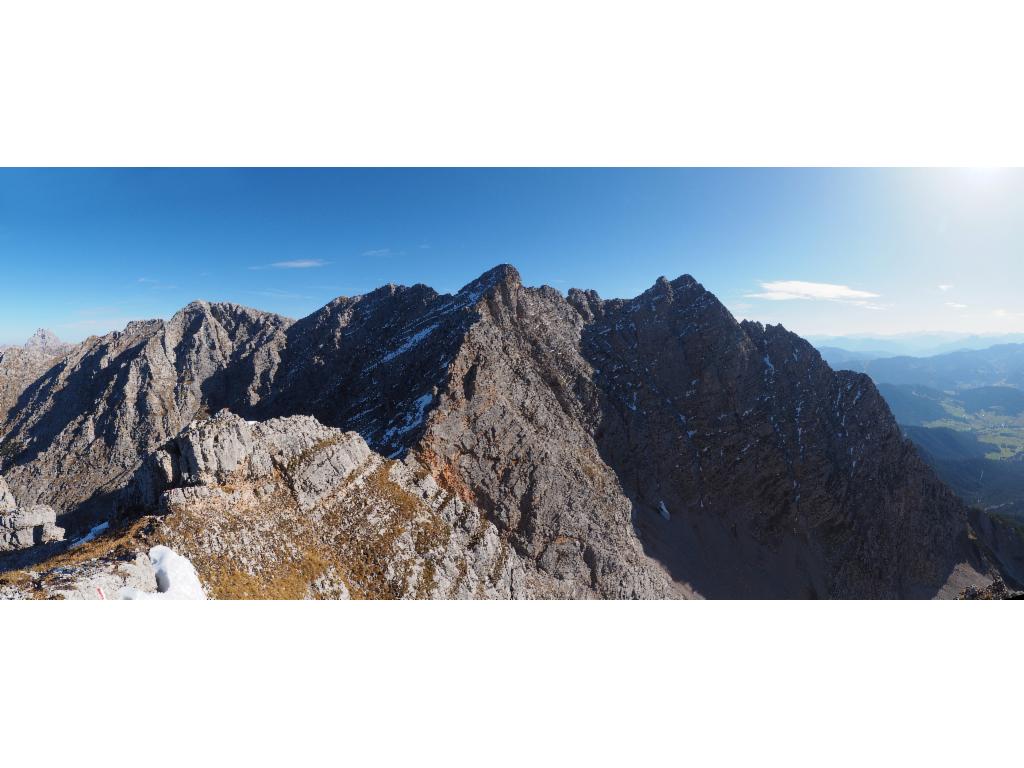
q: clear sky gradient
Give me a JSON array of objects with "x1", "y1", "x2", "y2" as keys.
[{"x1": 1, "y1": 168, "x2": 1022, "y2": 345}]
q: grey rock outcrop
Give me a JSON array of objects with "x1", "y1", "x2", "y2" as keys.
[
  {"x1": 49, "y1": 552, "x2": 159, "y2": 600},
  {"x1": 1, "y1": 473, "x2": 65, "y2": 552},
  {"x1": 0, "y1": 502, "x2": 65, "y2": 552},
  {"x1": 0, "y1": 475, "x2": 16, "y2": 512},
  {"x1": 23, "y1": 328, "x2": 68, "y2": 355},
  {"x1": 116, "y1": 411, "x2": 531, "y2": 599}
]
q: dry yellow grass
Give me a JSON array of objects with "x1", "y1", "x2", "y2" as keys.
[
  {"x1": 3, "y1": 446, "x2": 476, "y2": 600},
  {"x1": 0, "y1": 517, "x2": 155, "y2": 598}
]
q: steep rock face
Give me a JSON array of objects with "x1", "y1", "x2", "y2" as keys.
[
  {"x1": 252, "y1": 268, "x2": 513, "y2": 457},
  {"x1": 416, "y1": 269, "x2": 990, "y2": 597},
  {"x1": 0, "y1": 304, "x2": 291, "y2": 528},
  {"x1": 0, "y1": 329, "x2": 73, "y2": 425},
  {"x1": 0, "y1": 266, "x2": 1006, "y2": 598},
  {"x1": 418, "y1": 268, "x2": 678, "y2": 598},
  {"x1": 0, "y1": 474, "x2": 15, "y2": 511},
  {"x1": 573, "y1": 277, "x2": 986, "y2": 597}
]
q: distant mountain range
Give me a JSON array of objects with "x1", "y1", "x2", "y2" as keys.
[
  {"x1": 819, "y1": 343, "x2": 1024, "y2": 544},
  {"x1": 809, "y1": 333, "x2": 1024, "y2": 359},
  {"x1": 820, "y1": 343, "x2": 1024, "y2": 390}
]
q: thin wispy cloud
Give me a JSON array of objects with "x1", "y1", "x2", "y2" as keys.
[
  {"x1": 247, "y1": 289, "x2": 313, "y2": 300},
  {"x1": 746, "y1": 280, "x2": 881, "y2": 307},
  {"x1": 945, "y1": 302, "x2": 968, "y2": 310},
  {"x1": 938, "y1": 284, "x2": 953, "y2": 292},
  {"x1": 137, "y1": 277, "x2": 177, "y2": 289},
  {"x1": 250, "y1": 259, "x2": 329, "y2": 270},
  {"x1": 362, "y1": 248, "x2": 392, "y2": 257}
]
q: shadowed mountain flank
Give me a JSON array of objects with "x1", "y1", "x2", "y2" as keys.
[{"x1": 0, "y1": 266, "x2": 1008, "y2": 598}]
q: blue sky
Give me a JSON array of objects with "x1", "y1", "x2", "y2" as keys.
[{"x1": 1, "y1": 168, "x2": 1022, "y2": 345}]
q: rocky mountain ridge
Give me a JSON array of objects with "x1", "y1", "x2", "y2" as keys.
[
  {"x1": 0, "y1": 329, "x2": 74, "y2": 427},
  {"x1": 0, "y1": 266, "x2": 1012, "y2": 598}
]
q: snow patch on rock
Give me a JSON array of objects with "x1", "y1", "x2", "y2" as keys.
[
  {"x1": 71, "y1": 521, "x2": 109, "y2": 548},
  {"x1": 120, "y1": 546, "x2": 206, "y2": 600}
]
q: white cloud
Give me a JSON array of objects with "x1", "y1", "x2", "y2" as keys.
[
  {"x1": 945, "y1": 302, "x2": 968, "y2": 310},
  {"x1": 251, "y1": 259, "x2": 329, "y2": 270},
  {"x1": 362, "y1": 248, "x2": 392, "y2": 257},
  {"x1": 992, "y1": 308, "x2": 1023, "y2": 319},
  {"x1": 938, "y1": 284, "x2": 953, "y2": 292},
  {"x1": 746, "y1": 280, "x2": 880, "y2": 307},
  {"x1": 247, "y1": 289, "x2": 312, "y2": 300}
]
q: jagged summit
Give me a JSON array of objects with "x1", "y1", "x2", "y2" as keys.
[
  {"x1": 23, "y1": 328, "x2": 64, "y2": 351},
  {"x1": 458, "y1": 263, "x2": 522, "y2": 294},
  {"x1": 0, "y1": 328, "x2": 69, "y2": 356},
  {"x1": 172, "y1": 299, "x2": 293, "y2": 324},
  {"x1": 0, "y1": 263, "x2": 1012, "y2": 598}
]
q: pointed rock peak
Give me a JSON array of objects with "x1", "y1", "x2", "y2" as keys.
[
  {"x1": 175, "y1": 299, "x2": 241, "y2": 317},
  {"x1": 635, "y1": 274, "x2": 677, "y2": 301},
  {"x1": 178, "y1": 299, "x2": 212, "y2": 314},
  {"x1": 457, "y1": 264, "x2": 522, "y2": 298},
  {"x1": 645, "y1": 273, "x2": 708, "y2": 303},
  {"x1": 370, "y1": 283, "x2": 399, "y2": 296},
  {"x1": 567, "y1": 286, "x2": 602, "y2": 302},
  {"x1": 669, "y1": 273, "x2": 700, "y2": 290},
  {"x1": 24, "y1": 328, "x2": 63, "y2": 350},
  {"x1": 567, "y1": 287, "x2": 604, "y2": 321}
]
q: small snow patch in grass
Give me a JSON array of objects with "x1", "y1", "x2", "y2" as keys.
[
  {"x1": 71, "y1": 521, "x2": 109, "y2": 548},
  {"x1": 120, "y1": 546, "x2": 206, "y2": 600}
]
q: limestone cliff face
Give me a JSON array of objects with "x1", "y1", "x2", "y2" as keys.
[
  {"x1": 0, "y1": 266, "x2": 1009, "y2": 598},
  {"x1": 410, "y1": 269, "x2": 992, "y2": 598},
  {"x1": 0, "y1": 304, "x2": 290, "y2": 524},
  {"x1": 0, "y1": 329, "x2": 73, "y2": 425}
]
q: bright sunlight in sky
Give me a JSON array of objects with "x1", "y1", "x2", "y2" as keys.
[{"x1": 1, "y1": 168, "x2": 1021, "y2": 345}]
